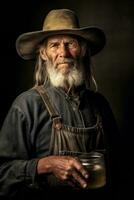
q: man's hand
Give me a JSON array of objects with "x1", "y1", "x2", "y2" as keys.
[{"x1": 37, "y1": 155, "x2": 89, "y2": 188}]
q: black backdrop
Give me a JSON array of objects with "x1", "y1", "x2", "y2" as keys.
[{"x1": 0, "y1": 0, "x2": 134, "y2": 198}]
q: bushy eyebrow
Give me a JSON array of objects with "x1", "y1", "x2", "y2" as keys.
[{"x1": 47, "y1": 39, "x2": 79, "y2": 48}]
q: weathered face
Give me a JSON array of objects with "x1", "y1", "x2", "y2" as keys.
[
  {"x1": 40, "y1": 35, "x2": 87, "y2": 90},
  {"x1": 40, "y1": 35, "x2": 85, "y2": 74}
]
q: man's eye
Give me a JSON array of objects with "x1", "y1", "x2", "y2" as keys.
[
  {"x1": 49, "y1": 43, "x2": 59, "y2": 48},
  {"x1": 68, "y1": 41, "x2": 78, "y2": 49}
]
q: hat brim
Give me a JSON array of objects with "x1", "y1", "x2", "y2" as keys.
[{"x1": 16, "y1": 26, "x2": 106, "y2": 60}]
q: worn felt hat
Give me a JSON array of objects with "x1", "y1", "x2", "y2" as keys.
[{"x1": 16, "y1": 9, "x2": 106, "y2": 60}]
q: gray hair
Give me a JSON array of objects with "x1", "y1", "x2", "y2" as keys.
[
  {"x1": 34, "y1": 55, "x2": 49, "y2": 86},
  {"x1": 33, "y1": 40, "x2": 98, "y2": 91}
]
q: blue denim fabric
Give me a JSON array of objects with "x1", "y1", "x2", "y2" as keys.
[{"x1": 0, "y1": 83, "x2": 118, "y2": 198}]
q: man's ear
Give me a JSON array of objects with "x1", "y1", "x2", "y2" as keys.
[{"x1": 40, "y1": 47, "x2": 47, "y2": 61}]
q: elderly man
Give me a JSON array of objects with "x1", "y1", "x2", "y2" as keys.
[{"x1": 0, "y1": 9, "x2": 119, "y2": 199}]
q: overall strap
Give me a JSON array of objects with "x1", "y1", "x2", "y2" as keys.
[{"x1": 34, "y1": 85, "x2": 59, "y2": 119}]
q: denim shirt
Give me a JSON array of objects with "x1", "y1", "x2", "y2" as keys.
[{"x1": 0, "y1": 84, "x2": 119, "y2": 197}]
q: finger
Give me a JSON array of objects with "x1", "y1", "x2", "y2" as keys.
[
  {"x1": 61, "y1": 171, "x2": 70, "y2": 181},
  {"x1": 62, "y1": 169, "x2": 73, "y2": 181},
  {"x1": 71, "y1": 169, "x2": 87, "y2": 189},
  {"x1": 65, "y1": 169, "x2": 73, "y2": 177},
  {"x1": 72, "y1": 159, "x2": 89, "y2": 179},
  {"x1": 61, "y1": 171, "x2": 78, "y2": 188}
]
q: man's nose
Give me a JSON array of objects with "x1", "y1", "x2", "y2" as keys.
[{"x1": 58, "y1": 44, "x2": 70, "y2": 57}]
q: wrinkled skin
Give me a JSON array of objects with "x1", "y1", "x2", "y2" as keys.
[
  {"x1": 37, "y1": 155, "x2": 89, "y2": 188},
  {"x1": 38, "y1": 35, "x2": 89, "y2": 189}
]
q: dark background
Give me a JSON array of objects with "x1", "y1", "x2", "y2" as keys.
[{"x1": 0, "y1": 0, "x2": 134, "y2": 198}]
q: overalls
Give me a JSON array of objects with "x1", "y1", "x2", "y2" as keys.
[
  {"x1": 35, "y1": 85, "x2": 106, "y2": 157},
  {"x1": 34, "y1": 86, "x2": 108, "y2": 197}
]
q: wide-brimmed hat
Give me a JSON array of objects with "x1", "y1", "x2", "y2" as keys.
[{"x1": 16, "y1": 9, "x2": 106, "y2": 60}]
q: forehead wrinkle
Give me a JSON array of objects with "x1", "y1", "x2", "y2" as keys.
[{"x1": 46, "y1": 35, "x2": 78, "y2": 44}]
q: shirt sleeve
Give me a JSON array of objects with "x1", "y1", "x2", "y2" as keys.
[{"x1": 0, "y1": 102, "x2": 39, "y2": 197}]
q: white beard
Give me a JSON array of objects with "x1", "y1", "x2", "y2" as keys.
[{"x1": 46, "y1": 59, "x2": 84, "y2": 89}]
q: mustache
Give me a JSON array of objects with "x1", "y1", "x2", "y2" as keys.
[{"x1": 57, "y1": 58, "x2": 76, "y2": 65}]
